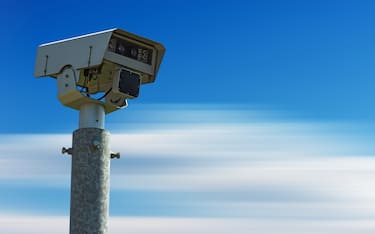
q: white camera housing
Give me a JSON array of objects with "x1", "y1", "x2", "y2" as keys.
[{"x1": 34, "y1": 28, "x2": 165, "y2": 113}]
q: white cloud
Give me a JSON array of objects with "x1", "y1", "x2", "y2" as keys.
[
  {"x1": 0, "y1": 107, "x2": 374, "y2": 226},
  {"x1": 0, "y1": 134, "x2": 71, "y2": 181},
  {"x1": 1, "y1": 216, "x2": 375, "y2": 234},
  {"x1": 111, "y1": 122, "x2": 362, "y2": 159}
]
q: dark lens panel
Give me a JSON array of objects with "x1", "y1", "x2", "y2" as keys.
[{"x1": 118, "y1": 70, "x2": 141, "y2": 98}]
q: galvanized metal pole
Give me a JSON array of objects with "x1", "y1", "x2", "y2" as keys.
[{"x1": 69, "y1": 103, "x2": 110, "y2": 234}]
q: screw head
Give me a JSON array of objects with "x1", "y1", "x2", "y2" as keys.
[{"x1": 92, "y1": 140, "x2": 102, "y2": 149}]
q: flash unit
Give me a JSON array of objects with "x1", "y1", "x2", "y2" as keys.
[{"x1": 112, "y1": 68, "x2": 141, "y2": 99}]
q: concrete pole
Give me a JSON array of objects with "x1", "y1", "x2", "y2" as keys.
[{"x1": 69, "y1": 103, "x2": 110, "y2": 234}]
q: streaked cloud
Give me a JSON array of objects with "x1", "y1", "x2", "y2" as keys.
[
  {"x1": 0, "y1": 105, "x2": 374, "y2": 232},
  {"x1": 1, "y1": 216, "x2": 375, "y2": 234}
]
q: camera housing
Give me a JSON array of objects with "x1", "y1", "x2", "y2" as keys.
[{"x1": 34, "y1": 28, "x2": 165, "y2": 113}]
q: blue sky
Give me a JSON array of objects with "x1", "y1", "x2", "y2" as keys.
[{"x1": 1, "y1": 0, "x2": 375, "y2": 233}]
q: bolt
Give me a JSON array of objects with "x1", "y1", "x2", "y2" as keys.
[
  {"x1": 62, "y1": 147, "x2": 73, "y2": 155},
  {"x1": 110, "y1": 152, "x2": 120, "y2": 159},
  {"x1": 92, "y1": 140, "x2": 102, "y2": 150}
]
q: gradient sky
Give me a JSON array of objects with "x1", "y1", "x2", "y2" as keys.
[{"x1": 1, "y1": 0, "x2": 375, "y2": 233}]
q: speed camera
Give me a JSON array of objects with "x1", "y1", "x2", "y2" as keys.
[{"x1": 34, "y1": 28, "x2": 165, "y2": 113}]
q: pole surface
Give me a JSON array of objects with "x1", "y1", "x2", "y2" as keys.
[
  {"x1": 70, "y1": 128, "x2": 110, "y2": 234},
  {"x1": 70, "y1": 103, "x2": 110, "y2": 234},
  {"x1": 79, "y1": 103, "x2": 105, "y2": 129}
]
